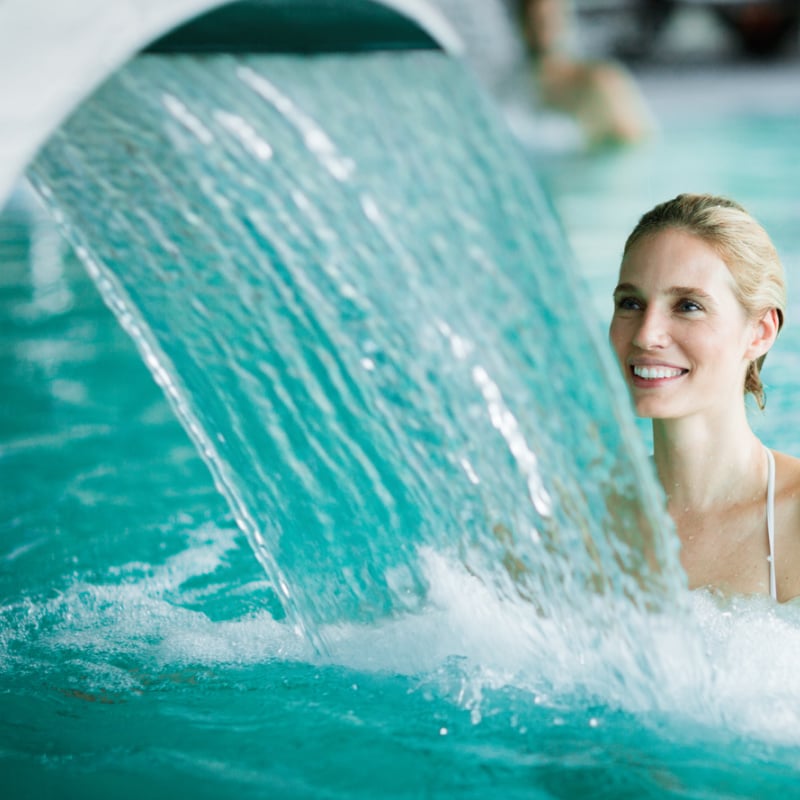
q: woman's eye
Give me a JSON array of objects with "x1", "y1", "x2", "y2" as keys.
[
  {"x1": 677, "y1": 299, "x2": 702, "y2": 312},
  {"x1": 615, "y1": 296, "x2": 642, "y2": 311}
]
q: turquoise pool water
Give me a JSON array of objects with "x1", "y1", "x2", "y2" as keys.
[{"x1": 3, "y1": 50, "x2": 800, "y2": 799}]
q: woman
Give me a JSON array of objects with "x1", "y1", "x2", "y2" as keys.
[{"x1": 609, "y1": 193, "x2": 800, "y2": 602}]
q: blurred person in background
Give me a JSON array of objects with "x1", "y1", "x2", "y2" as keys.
[{"x1": 518, "y1": 0, "x2": 654, "y2": 146}]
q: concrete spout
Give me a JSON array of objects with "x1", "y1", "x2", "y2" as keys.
[{"x1": 0, "y1": 0, "x2": 461, "y2": 207}]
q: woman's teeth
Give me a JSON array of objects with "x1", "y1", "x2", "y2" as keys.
[{"x1": 633, "y1": 366, "x2": 685, "y2": 380}]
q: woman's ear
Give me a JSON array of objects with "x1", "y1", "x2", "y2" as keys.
[{"x1": 745, "y1": 308, "x2": 781, "y2": 361}]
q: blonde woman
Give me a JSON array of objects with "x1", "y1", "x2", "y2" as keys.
[{"x1": 609, "y1": 193, "x2": 800, "y2": 602}]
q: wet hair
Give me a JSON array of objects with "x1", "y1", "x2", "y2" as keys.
[{"x1": 623, "y1": 193, "x2": 786, "y2": 409}]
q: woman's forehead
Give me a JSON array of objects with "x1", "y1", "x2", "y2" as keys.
[{"x1": 620, "y1": 228, "x2": 732, "y2": 283}]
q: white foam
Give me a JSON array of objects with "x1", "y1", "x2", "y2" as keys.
[
  {"x1": 5, "y1": 533, "x2": 800, "y2": 744},
  {"x1": 319, "y1": 551, "x2": 800, "y2": 742}
]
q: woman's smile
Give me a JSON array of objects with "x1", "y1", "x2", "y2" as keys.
[{"x1": 629, "y1": 362, "x2": 689, "y2": 386}]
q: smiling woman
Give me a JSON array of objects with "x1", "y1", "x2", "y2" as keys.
[{"x1": 609, "y1": 193, "x2": 800, "y2": 603}]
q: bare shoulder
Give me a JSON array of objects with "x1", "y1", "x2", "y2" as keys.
[{"x1": 771, "y1": 450, "x2": 800, "y2": 601}]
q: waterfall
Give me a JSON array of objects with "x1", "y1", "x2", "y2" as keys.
[{"x1": 28, "y1": 49, "x2": 685, "y2": 650}]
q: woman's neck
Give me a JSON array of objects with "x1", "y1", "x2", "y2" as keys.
[{"x1": 652, "y1": 408, "x2": 764, "y2": 513}]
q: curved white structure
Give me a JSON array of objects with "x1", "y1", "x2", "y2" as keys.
[{"x1": 0, "y1": 0, "x2": 461, "y2": 207}]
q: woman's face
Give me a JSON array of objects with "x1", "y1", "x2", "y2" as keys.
[{"x1": 609, "y1": 228, "x2": 760, "y2": 420}]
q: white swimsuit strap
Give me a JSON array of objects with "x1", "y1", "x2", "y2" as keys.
[{"x1": 766, "y1": 447, "x2": 777, "y2": 601}]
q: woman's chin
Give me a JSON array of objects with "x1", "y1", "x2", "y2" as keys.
[{"x1": 632, "y1": 398, "x2": 675, "y2": 420}]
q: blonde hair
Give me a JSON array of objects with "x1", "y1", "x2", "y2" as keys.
[{"x1": 623, "y1": 193, "x2": 786, "y2": 409}]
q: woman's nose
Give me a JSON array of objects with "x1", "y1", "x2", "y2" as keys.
[{"x1": 632, "y1": 307, "x2": 670, "y2": 349}]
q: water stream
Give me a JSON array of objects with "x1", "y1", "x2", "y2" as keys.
[{"x1": 28, "y1": 51, "x2": 682, "y2": 645}]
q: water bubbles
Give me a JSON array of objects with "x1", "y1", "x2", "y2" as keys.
[
  {"x1": 213, "y1": 110, "x2": 273, "y2": 162},
  {"x1": 459, "y1": 457, "x2": 480, "y2": 486},
  {"x1": 340, "y1": 282, "x2": 359, "y2": 300},
  {"x1": 360, "y1": 194, "x2": 382, "y2": 224},
  {"x1": 162, "y1": 93, "x2": 213, "y2": 145},
  {"x1": 471, "y1": 365, "x2": 553, "y2": 519},
  {"x1": 435, "y1": 318, "x2": 473, "y2": 360},
  {"x1": 527, "y1": 476, "x2": 554, "y2": 517},
  {"x1": 237, "y1": 65, "x2": 355, "y2": 181},
  {"x1": 290, "y1": 188, "x2": 311, "y2": 211}
]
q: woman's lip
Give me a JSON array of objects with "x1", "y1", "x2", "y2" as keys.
[{"x1": 628, "y1": 360, "x2": 686, "y2": 369}]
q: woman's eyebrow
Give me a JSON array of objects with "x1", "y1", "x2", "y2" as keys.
[
  {"x1": 667, "y1": 286, "x2": 713, "y2": 299},
  {"x1": 612, "y1": 283, "x2": 714, "y2": 299},
  {"x1": 612, "y1": 282, "x2": 638, "y2": 296}
]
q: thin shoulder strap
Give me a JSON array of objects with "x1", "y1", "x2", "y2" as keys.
[{"x1": 766, "y1": 447, "x2": 777, "y2": 601}]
